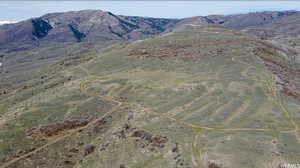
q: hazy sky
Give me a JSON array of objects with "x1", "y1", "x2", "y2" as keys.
[{"x1": 1, "y1": 1, "x2": 300, "y2": 21}]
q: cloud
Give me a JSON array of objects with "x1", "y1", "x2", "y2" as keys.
[{"x1": 0, "y1": 21, "x2": 17, "y2": 25}]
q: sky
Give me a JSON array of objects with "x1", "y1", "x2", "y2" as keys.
[{"x1": 1, "y1": 1, "x2": 300, "y2": 21}]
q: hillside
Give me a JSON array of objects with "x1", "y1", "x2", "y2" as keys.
[
  {"x1": 0, "y1": 23, "x2": 300, "y2": 168},
  {"x1": 1, "y1": 10, "x2": 300, "y2": 168},
  {"x1": 170, "y1": 11, "x2": 300, "y2": 65}
]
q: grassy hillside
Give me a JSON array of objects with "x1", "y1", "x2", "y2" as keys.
[{"x1": 0, "y1": 25, "x2": 299, "y2": 168}]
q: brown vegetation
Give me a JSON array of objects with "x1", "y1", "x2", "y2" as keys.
[
  {"x1": 92, "y1": 115, "x2": 112, "y2": 133},
  {"x1": 131, "y1": 130, "x2": 168, "y2": 151},
  {"x1": 128, "y1": 40, "x2": 243, "y2": 61},
  {"x1": 255, "y1": 47, "x2": 300, "y2": 103},
  {"x1": 208, "y1": 161, "x2": 222, "y2": 168},
  {"x1": 59, "y1": 56, "x2": 94, "y2": 67},
  {"x1": 282, "y1": 87, "x2": 300, "y2": 102},
  {"x1": 26, "y1": 120, "x2": 89, "y2": 139}
]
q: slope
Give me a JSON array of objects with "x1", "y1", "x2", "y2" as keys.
[{"x1": 0, "y1": 25, "x2": 300, "y2": 168}]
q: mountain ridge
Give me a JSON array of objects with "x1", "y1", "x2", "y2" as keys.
[{"x1": 1, "y1": 10, "x2": 300, "y2": 51}]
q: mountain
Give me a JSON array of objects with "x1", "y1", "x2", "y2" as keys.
[
  {"x1": 206, "y1": 11, "x2": 299, "y2": 29},
  {"x1": 170, "y1": 10, "x2": 300, "y2": 40},
  {"x1": 205, "y1": 11, "x2": 300, "y2": 53},
  {"x1": 0, "y1": 10, "x2": 300, "y2": 168},
  {"x1": 2, "y1": 10, "x2": 300, "y2": 52},
  {"x1": 0, "y1": 10, "x2": 178, "y2": 87},
  {"x1": 175, "y1": 11, "x2": 300, "y2": 63},
  {"x1": 2, "y1": 10, "x2": 300, "y2": 54},
  {"x1": 0, "y1": 10, "x2": 178, "y2": 52}
]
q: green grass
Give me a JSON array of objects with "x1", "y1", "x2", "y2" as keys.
[
  {"x1": 0, "y1": 104, "x2": 9, "y2": 115},
  {"x1": 1, "y1": 27, "x2": 300, "y2": 168}
]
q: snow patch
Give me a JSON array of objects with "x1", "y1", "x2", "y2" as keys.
[{"x1": 0, "y1": 21, "x2": 17, "y2": 25}]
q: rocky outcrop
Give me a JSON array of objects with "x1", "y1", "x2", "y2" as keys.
[{"x1": 82, "y1": 144, "x2": 95, "y2": 156}]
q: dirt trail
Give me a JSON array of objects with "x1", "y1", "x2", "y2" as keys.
[{"x1": 232, "y1": 55, "x2": 300, "y2": 144}]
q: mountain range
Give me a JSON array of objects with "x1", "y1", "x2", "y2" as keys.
[{"x1": 1, "y1": 10, "x2": 300, "y2": 50}]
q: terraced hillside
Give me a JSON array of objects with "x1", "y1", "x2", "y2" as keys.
[{"x1": 0, "y1": 25, "x2": 300, "y2": 168}]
